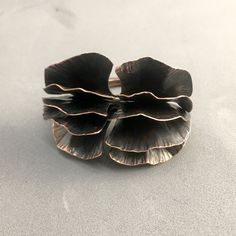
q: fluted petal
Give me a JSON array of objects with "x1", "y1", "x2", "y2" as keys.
[
  {"x1": 106, "y1": 116, "x2": 190, "y2": 152},
  {"x1": 43, "y1": 94, "x2": 111, "y2": 117},
  {"x1": 109, "y1": 143, "x2": 184, "y2": 166},
  {"x1": 43, "y1": 106, "x2": 66, "y2": 120},
  {"x1": 44, "y1": 53, "x2": 114, "y2": 98},
  {"x1": 111, "y1": 98, "x2": 190, "y2": 121},
  {"x1": 172, "y1": 97, "x2": 193, "y2": 112},
  {"x1": 116, "y1": 57, "x2": 192, "y2": 99},
  {"x1": 52, "y1": 121, "x2": 107, "y2": 160},
  {"x1": 45, "y1": 114, "x2": 107, "y2": 136}
]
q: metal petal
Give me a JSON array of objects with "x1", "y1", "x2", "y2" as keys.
[
  {"x1": 172, "y1": 97, "x2": 193, "y2": 112},
  {"x1": 44, "y1": 53, "x2": 114, "y2": 98},
  {"x1": 116, "y1": 57, "x2": 192, "y2": 99},
  {"x1": 52, "y1": 121, "x2": 107, "y2": 160},
  {"x1": 50, "y1": 114, "x2": 107, "y2": 136},
  {"x1": 43, "y1": 106, "x2": 66, "y2": 120},
  {"x1": 111, "y1": 98, "x2": 190, "y2": 121},
  {"x1": 43, "y1": 94, "x2": 111, "y2": 117},
  {"x1": 109, "y1": 143, "x2": 184, "y2": 166},
  {"x1": 106, "y1": 116, "x2": 190, "y2": 152}
]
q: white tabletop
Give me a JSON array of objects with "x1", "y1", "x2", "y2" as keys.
[{"x1": 0, "y1": 0, "x2": 235, "y2": 235}]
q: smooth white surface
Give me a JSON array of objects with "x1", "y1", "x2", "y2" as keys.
[{"x1": 0, "y1": 0, "x2": 236, "y2": 235}]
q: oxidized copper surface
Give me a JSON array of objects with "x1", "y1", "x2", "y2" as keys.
[{"x1": 43, "y1": 53, "x2": 193, "y2": 166}]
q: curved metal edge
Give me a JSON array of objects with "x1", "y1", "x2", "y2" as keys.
[
  {"x1": 51, "y1": 119, "x2": 107, "y2": 137},
  {"x1": 113, "y1": 112, "x2": 190, "y2": 122},
  {"x1": 108, "y1": 142, "x2": 185, "y2": 166},
  {"x1": 105, "y1": 121, "x2": 191, "y2": 153},
  {"x1": 44, "y1": 104, "x2": 108, "y2": 117},
  {"x1": 44, "y1": 84, "x2": 115, "y2": 99},
  {"x1": 119, "y1": 92, "x2": 191, "y2": 101},
  {"x1": 51, "y1": 121, "x2": 103, "y2": 160}
]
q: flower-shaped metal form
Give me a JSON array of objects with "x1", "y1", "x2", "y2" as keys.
[{"x1": 43, "y1": 53, "x2": 193, "y2": 166}]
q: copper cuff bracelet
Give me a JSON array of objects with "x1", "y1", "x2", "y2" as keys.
[{"x1": 43, "y1": 53, "x2": 193, "y2": 166}]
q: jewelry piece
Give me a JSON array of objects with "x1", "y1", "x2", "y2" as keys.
[{"x1": 43, "y1": 53, "x2": 193, "y2": 166}]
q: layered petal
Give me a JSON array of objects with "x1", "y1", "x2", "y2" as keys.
[
  {"x1": 109, "y1": 143, "x2": 184, "y2": 166},
  {"x1": 116, "y1": 57, "x2": 192, "y2": 99},
  {"x1": 52, "y1": 121, "x2": 107, "y2": 160},
  {"x1": 111, "y1": 98, "x2": 190, "y2": 121},
  {"x1": 44, "y1": 110, "x2": 107, "y2": 136},
  {"x1": 172, "y1": 97, "x2": 193, "y2": 112},
  {"x1": 106, "y1": 116, "x2": 190, "y2": 152},
  {"x1": 43, "y1": 94, "x2": 111, "y2": 117},
  {"x1": 44, "y1": 53, "x2": 114, "y2": 98}
]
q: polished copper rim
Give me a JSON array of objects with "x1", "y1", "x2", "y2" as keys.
[
  {"x1": 112, "y1": 111, "x2": 190, "y2": 122},
  {"x1": 109, "y1": 142, "x2": 185, "y2": 166},
  {"x1": 105, "y1": 118, "x2": 191, "y2": 152},
  {"x1": 105, "y1": 124, "x2": 191, "y2": 153},
  {"x1": 108, "y1": 76, "x2": 191, "y2": 100},
  {"x1": 44, "y1": 104, "x2": 108, "y2": 117},
  {"x1": 51, "y1": 119, "x2": 107, "y2": 136},
  {"x1": 44, "y1": 83, "x2": 115, "y2": 99},
  {"x1": 52, "y1": 121, "x2": 103, "y2": 160}
]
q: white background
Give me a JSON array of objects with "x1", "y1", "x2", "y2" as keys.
[{"x1": 0, "y1": 0, "x2": 235, "y2": 235}]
